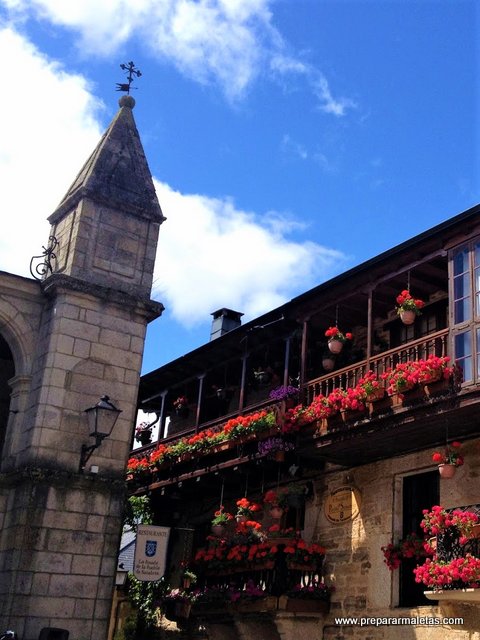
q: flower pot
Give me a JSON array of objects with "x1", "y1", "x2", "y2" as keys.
[
  {"x1": 438, "y1": 463, "x2": 457, "y2": 479},
  {"x1": 137, "y1": 431, "x2": 152, "y2": 446},
  {"x1": 183, "y1": 578, "x2": 191, "y2": 589},
  {"x1": 236, "y1": 515, "x2": 248, "y2": 523},
  {"x1": 275, "y1": 450, "x2": 285, "y2": 462},
  {"x1": 175, "y1": 406, "x2": 189, "y2": 418},
  {"x1": 365, "y1": 387, "x2": 385, "y2": 402},
  {"x1": 322, "y1": 356, "x2": 336, "y2": 371},
  {"x1": 269, "y1": 506, "x2": 284, "y2": 519},
  {"x1": 399, "y1": 310, "x2": 416, "y2": 325},
  {"x1": 211, "y1": 524, "x2": 226, "y2": 536},
  {"x1": 328, "y1": 339, "x2": 343, "y2": 354}
]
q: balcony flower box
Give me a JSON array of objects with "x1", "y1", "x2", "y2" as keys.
[
  {"x1": 424, "y1": 589, "x2": 480, "y2": 603},
  {"x1": 228, "y1": 596, "x2": 277, "y2": 613}
]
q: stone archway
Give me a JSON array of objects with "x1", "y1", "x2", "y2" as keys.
[{"x1": 0, "y1": 334, "x2": 15, "y2": 458}]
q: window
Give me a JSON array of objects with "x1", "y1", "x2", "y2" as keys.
[
  {"x1": 399, "y1": 471, "x2": 439, "y2": 607},
  {"x1": 450, "y1": 239, "x2": 480, "y2": 383}
]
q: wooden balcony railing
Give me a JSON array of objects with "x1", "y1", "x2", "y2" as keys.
[
  {"x1": 305, "y1": 329, "x2": 449, "y2": 404},
  {"x1": 135, "y1": 329, "x2": 450, "y2": 455}
]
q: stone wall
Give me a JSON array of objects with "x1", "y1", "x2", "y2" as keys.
[
  {"x1": 0, "y1": 472, "x2": 124, "y2": 640},
  {"x1": 305, "y1": 439, "x2": 480, "y2": 639}
]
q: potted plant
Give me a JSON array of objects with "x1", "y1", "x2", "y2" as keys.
[
  {"x1": 134, "y1": 421, "x2": 153, "y2": 446},
  {"x1": 324, "y1": 326, "x2": 352, "y2": 354},
  {"x1": 235, "y1": 497, "x2": 262, "y2": 522},
  {"x1": 281, "y1": 582, "x2": 333, "y2": 613},
  {"x1": 257, "y1": 436, "x2": 294, "y2": 462},
  {"x1": 211, "y1": 505, "x2": 233, "y2": 535},
  {"x1": 269, "y1": 385, "x2": 300, "y2": 408},
  {"x1": 381, "y1": 532, "x2": 432, "y2": 570},
  {"x1": 263, "y1": 488, "x2": 288, "y2": 518},
  {"x1": 182, "y1": 568, "x2": 197, "y2": 589},
  {"x1": 357, "y1": 371, "x2": 385, "y2": 402},
  {"x1": 173, "y1": 395, "x2": 189, "y2": 417},
  {"x1": 415, "y1": 506, "x2": 480, "y2": 596},
  {"x1": 381, "y1": 362, "x2": 418, "y2": 397},
  {"x1": 322, "y1": 354, "x2": 336, "y2": 371},
  {"x1": 432, "y1": 442, "x2": 464, "y2": 478},
  {"x1": 395, "y1": 289, "x2": 425, "y2": 325}
]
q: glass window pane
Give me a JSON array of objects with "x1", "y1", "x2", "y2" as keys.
[
  {"x1": 459, "y1": 356, "x2": 472, "y2": 382},
  {"x1": 455, "y1": 298, "x2": 471, "y2": 324},
  {"x1": 454, "y1": 249, "x2": 469, "y2": 275},
  {"x1": 454, "y1": 273, "x2": 471, "y2": 300},
  {"x1": 474, "y1": 243, "x2": 480, "y2": 267},
  {"x1": 455, "y1": 330, "x2": 472, "y2": 358},
  {"x1": 475, "y1": 267, "x2": 480, "y2": 294}
]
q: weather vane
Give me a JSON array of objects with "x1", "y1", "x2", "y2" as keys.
[{"x1": 116, "y1": 61, "x2": 142, "y2": 94}]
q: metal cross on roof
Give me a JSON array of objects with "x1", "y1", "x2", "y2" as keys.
[{"x1": 116, "y1": 61, "x2": 142, "y2": 94}]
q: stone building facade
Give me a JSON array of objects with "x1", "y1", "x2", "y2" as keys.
[
  {"x1": 130, "y1": 204, "x2": 480, "y2": 639},
  {"x1": 0, "y1": 95, "x2": 164, "y2": 640}
]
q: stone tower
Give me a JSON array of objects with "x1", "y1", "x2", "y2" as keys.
[{"x1": 0, "y1": 95, "x2": 164, "y2": 640}]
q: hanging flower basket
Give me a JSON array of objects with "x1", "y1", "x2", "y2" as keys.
[
  {"x1": 328, "y1": 339, "x2": 343, "y2": 354},
  {"x1": 322, "y1": 356, "x2": 336, "y2": 371},
  {"x1": 211, "y1": 524, "x2": 226, "y2": 536},
  {"x1": 396, "y1": 290, "x2": 425, "y2": 323},
  {"x1": 438, "y1": 463, "x2": 457, "y2": 479},
  {"x1": 269, "y1": 506, "x2": 284, "y2": 519},
  {"x1": 399, "y1": 309, "x2": 416, "y2": 325},
  {"x1": 325, "y1": 327, "x2": 352, "y2": 354},
  {"x1": 432, "y1": 442, "x2": 463, "y2": 478}
]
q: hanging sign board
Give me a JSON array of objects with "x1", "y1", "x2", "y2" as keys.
[
  {"x1": 324, "y1": 486, "x2": 361, "y2": 523},
  {"x1": 134, "y1": 525, "x2": 170, "y2": 581}
]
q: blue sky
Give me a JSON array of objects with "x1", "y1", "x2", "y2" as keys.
[{"x1": 0, "y1": 0, "x2": 478, "y2": 375}]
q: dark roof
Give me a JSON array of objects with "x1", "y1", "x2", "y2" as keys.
[{"x1": 139, "y1": 202, "x2": 480, "y2": 404}]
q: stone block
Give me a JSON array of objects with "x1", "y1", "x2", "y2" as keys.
[
  {"x1": 74, "y1": 597, "x2": 96, "y2": 619},
  {"x1": 73, "y1": 338, "x2": 91, "y2": 358},
  {"x1": 47, "y1": 529, "x2": 104, "y2": 555},
  {"x1": 22, "y1": 551, "x2": 72, "y2": 574},
  {"x1": 71, "y1": 554, "x2": 101, "y2": 576},
  {"x1": 43, "y1": 509, "x2": 87, "y2": 531},
  {"x1": 86, "y1": 514, "x2": 104, "y2": 533},
  {"x1": 100, "y1": 555, "x2": 116, "y2": 577},
  {"x1": 48, "y1": 573, "x2": 99, "y2": 598},
  {"x1": 25, "y1": 595, "x2": 76, "y2": 618},
  {"x1": 99, "y1": 328, "x2": 131, "y2": 350},
  {"x1": 32, "y1": 572, "x2": 51, "y2": 595}
]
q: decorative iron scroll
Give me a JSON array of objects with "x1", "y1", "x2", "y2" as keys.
[{"x1": 29, "y1": 236, "x2": 58, "y2": 280}]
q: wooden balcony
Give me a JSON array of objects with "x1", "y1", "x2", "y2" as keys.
[
  {"x1": 305, "y1": 329, "x2": 449, "y2": 402},
  {"x1": 132, "y1": 328, "x2": 480, "y2": 480}
]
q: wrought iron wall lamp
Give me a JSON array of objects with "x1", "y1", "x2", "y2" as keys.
[{"x1": 79, "y1": 395, "x2": 122, "y2": 473}]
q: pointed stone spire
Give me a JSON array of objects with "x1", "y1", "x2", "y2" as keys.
[
  {"x1": 49, "y1": 96, "x2": 165, "y2": 224},
  {"x1": 45, "y1": 96, "x2": 165, "y2": 300}
]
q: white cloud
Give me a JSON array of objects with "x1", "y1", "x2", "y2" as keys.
[
  {"x1": 0, "y1": 27, "x2": 103, "y2": 276},
  {"x1": 1, "y1": 0, "x2": 356, "y2": 110},
  {"x1": 0, "y1": 27, "x2": 348, "y2": 329},
  {"x1": 152, "y1": 182, "x2": 346, "y2": 326}
]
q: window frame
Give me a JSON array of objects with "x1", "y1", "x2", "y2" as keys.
[{"x1": 449, "y1": 238, "x2": 480, "y2": 385}]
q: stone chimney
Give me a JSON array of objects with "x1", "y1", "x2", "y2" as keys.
[{"x1": 210, "y1": 308, "x2": 243, "y2": 340}]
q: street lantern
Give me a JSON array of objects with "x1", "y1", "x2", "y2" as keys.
[{"x1": 79, "y1": 395, "x2": 122, "y2": 473}]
